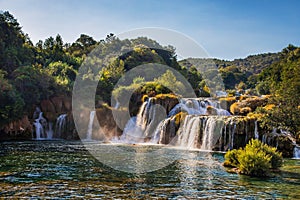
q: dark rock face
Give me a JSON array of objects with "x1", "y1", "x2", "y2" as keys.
[
  {"x1": 0, "y1": 95, "x2": 75, "y2": 140},
  {"x1": 1, "y1": 116, "x2": 32, "y2": 140}
]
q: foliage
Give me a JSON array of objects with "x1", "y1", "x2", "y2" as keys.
[
  {"x1": 154, "y1": 70, "x2": 185, "y2": 94},
  {"x1": 224, "y1": 149, "x2": 240, "y2": 167},
  {"x1": 224, "y1": 139, "x2": 283, "y2": 177},
  {"x1": 46, "y1": 61, "x2": 77, "y2": 90},
  {"x1": 180, "y1": 52, "x2": 280, "y2": 91},
  {"x1": 238, "y1": 145, "x2": 271, "y2": 177},
  {"x1": 13, "y1": 66, "x2": 58, "y2": 111},
  {"x1": 0, "y1": 11, "x2": 34, "y2": 74},
  {"x1": 0, "y1": 70, "x2": 24, "y2": 126},
  {"x1": 220, "y1": 66, "x2": 247, "y2": 90},
  {"x1": 257, "y1": 46, "x2": 300, "y2": 138}
]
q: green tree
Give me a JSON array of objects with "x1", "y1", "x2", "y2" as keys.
[
  {"x1": 46, "y1": 61, "x2": 77, "y2": 90},
  {"x1": 259, "y1": 46, "x2": 300, "y2": 138},
  {"x1": 13, "y1": 66, "x2": 57, "y2": 111},
  {"x1": 0, "y1": 11, "x2": 34, "y2": 74},
  {"x1": 0, "y1": 70, "x2": 24, "y2": 126},
  {"x1": 154, "y1": 70, "x2": 184, "y2": 94}
]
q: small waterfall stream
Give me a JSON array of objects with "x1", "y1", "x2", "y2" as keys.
[
  {"x1": 34, "y1": 112, "x2": 44, "y2": 140},
  {"x1": 55, "y1": 114, "x2": 67, "y2": 138},
  {"x1": 33, "y1": 108, "x2": 54, "y2": 140},
  {"x1": 200, "y1": 117, "x2": 224, "y2": 151},
  {"x1": 117, "y1": 98, "x2": 166, "y2": 143},
  {"x1": 86, "y1": 111, "x2": 96, "y2": 140},
  {"x1": 33, "y1": 111, "x2": 49, "y2": 140},
  {"x1": 293, "y1": 146, "x2": 300, "y2": 159},
  {"x1": 47, "y1": 122, "x2": 53, "y2": 139},
  {"x1": 254, "y1": 120, "x2": 259, "y2": 139},
  {"x1": 176, "y1": 115, "x2": 202, "y2": 149}
]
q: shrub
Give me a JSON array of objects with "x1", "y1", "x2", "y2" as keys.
[
  {"x1": 224, "y1": 139, "x2": 283, "y2": 177},
  {"x1": 261, "y1": 144, "x2": 283, "y2": 169},
  {"x1": 238, "y1": 147, "x2": 271, "y2": 177},
  {"x1": 224, "y1": 149, "x2": 240, "y2": 167}
]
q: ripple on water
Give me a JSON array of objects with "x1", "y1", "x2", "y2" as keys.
[{"x1": 0, "y1": 141, "x2": 299, "y2": 198}]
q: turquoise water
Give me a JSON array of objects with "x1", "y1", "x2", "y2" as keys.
[{"x1": 0, "y1": 141, "x2": 299, "y2": 199}]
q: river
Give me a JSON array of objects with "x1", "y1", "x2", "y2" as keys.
[{"x1": 0, "y1": 141, "x2": 299, "y2": 199}]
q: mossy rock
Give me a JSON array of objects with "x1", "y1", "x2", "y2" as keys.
[
  {"x1": 230, "y1": 96, "x2": 269, "y2": 115},
  {"x1": 206, "y1": 106, "x2": 218, "y2": 115},
  {"x1": 239, "y1": 107, "x2": 252, "y2": 116},
  {"x1": 219, "y1": 97, "x2": 237, "y2": 111}
]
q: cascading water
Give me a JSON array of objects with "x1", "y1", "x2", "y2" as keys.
[
  {"x1": 168, "y1": 98, "x2": 230, "y2": 117},
  {"x1": 200, "y1": 117, "x2": 224, "y2": 151},
  {"x1": 47, "y1": 122, "x2": 54, "y2": 139},
  {"x1": 33, "y1": 111, "x2": 48, "y2": 140},
  {"x1": 153, "y1": 114, "x2": 260, "y2": 152},
  {"x1": 229, "y1": 122, "x2": 236, "y2": 150},
  {"x1": 176, "y1": 115, "x2": 202, "y2": 149},
  {"x1": 118, "y1": 102, "x2": 149, "y2": 143},
  {"x1": 86, "y1": 111, "x2": 96, "y2": 140},
  {"x1": 254, "y1": 120, "x2": 259, "y2": 139},
  {"x1": 55, "y1": 114, "x2": 67, "y2": 138},
  {"x1": 118, "y1": 98, "x2": 166, "y2": 143},
  {"x1": 293, "y1": 146, "x2": 300, "y2": 159},
  {"x1": 151, "y1": 118, "x2": 169, "y2": 144},
  {"x1": 115, "y1": 96, "x2": 294, "y2": 155}
]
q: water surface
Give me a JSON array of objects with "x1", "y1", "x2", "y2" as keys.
[{"x1": 0, "y1": 141, "x2": 299, "y2": 199}]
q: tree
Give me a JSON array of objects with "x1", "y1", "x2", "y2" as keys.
[
  {"x1": 68, "y1": 34, "x2": 97, "y2": 57},
  {"x1": 154, "y1": 70, "x2": 184, "y2": 94},
  {"x1": 0, "y1": 70, "x2": 24, "y2": 126},
  {"x1": 46, "y1": 61, "x2": 77, "y2": 90},
  {"x1": 259, "y1": 46, "x2": 300, "y2": 138},
  {"x1": 0, "y1": 11, "x2": 34, "y2": 74},
  {"x1": 13, "y1": 66, "x2": 58, "y2": 111}
]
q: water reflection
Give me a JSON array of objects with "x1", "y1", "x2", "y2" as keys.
[{"x1": 0, "y1": 141, "x2": 299, "y2": 198}]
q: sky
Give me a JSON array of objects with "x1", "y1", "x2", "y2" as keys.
[{"x1": 0, "y1": 0, "x2": 299, "y2": 60}]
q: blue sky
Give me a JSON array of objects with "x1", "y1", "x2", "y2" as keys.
[{"x1": 0, "y1": 0, "x2": 299, "y2": 60}]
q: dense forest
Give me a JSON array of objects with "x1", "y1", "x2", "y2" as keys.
[{"x1": 0, "y1": 11, "x2": 299, "y2": 141}]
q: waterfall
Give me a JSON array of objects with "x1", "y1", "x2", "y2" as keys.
[
  {"x1": 174, "y1": 116, "x2": 226, "y2": 151},
  {"x1": 118, "y1": 117, "x2": 142, "y2": 143},
  {"x1": 293, "y1": 146, "x2": 300, "y2": 159},
  {"x1": 118, "y1": 98, "x2": 166, "y2": 143},
  {"x1": 114, "y1": 101, "x2": 120, "y2": 109},
  {"x1": 148, "y1": 113, "x2": 260, "y2": 151},
  {"x1": 33, "y1": 113, "x2": 44, "y2": 140},
  {"x1": 254, "y1": 121, "x2": 259, "y2": 139},
  {"x1": 229, "y1": 122, "x2": 236, "y2": 150},
  {"x1": 55, "y1": 114, "x2": 67, "y2": 138},
  {"x1": 168, "y1": 98, "x2": 230, "y2": 117},
  {"x1": 151, "y1": 118, "x2": 169, "y2": 144},
  {"x1": 86, "y1": 111, "x2": 96, "y2": 140},
  {"x1": 136, "y1": 99, "x2": 152, "y2": 133},
  {"x1": 168, "y1": 99, "x2": 207, "y2": 116},
  {"x1": 176, "y1": 115, "x2": 202, "y2": 149},
  {"x1": 113, "y1": 96, "x2": 280, "y2": 153},
  {"x1": 33, "y1": 111, "x2": 47, "y2": 140},
  {"x1": 47, "y1": 122, "x2": 54, "y2": 139},
  {"x1": 201, "y1": 117, "x2": 224, "y2": 150}
]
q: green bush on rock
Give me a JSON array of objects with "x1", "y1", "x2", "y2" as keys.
[
  {"x1": 224, "y1": 139, "x2": 283, "y2": 177},
  {"x1": 224, "y1": 149, "x2": 240, "y2": 168}
]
